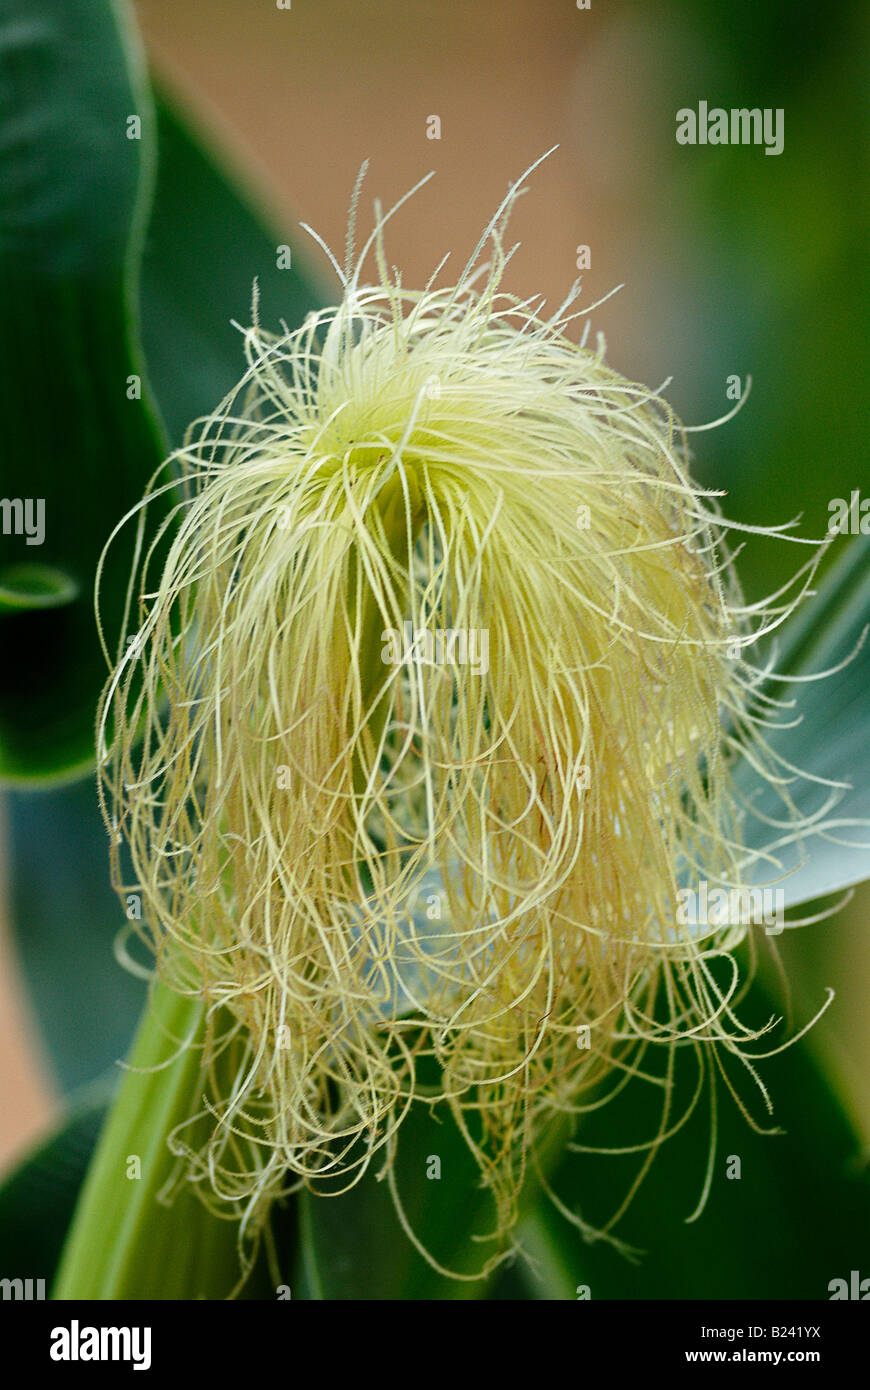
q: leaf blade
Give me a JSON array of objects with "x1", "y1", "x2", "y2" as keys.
[{"x1": 0, "y1": 0, "x2": 166, "y2": 784}]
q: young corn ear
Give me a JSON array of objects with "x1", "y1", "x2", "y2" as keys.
[{"x1": 95, "y1": 164, "x2": 831, "y2": 1273}]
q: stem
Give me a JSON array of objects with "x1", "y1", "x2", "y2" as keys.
[{"x1": 53, "y1": 979, "x2": 255, "y2": 1299}]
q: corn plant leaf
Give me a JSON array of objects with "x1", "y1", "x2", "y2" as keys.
[
  {"x1": 497, "y1": 972, "x2": 870, "y2": 1300},
  {"x1": 48, "y1": 985, "x2": 298, "y2": 1301},
  {"x1": 299, "y1": 1099, "x2": 494, "y2": 1300},
  {"x1": 299, "y1": 958, "x2": 870, "y2": 1301},
  {"x1": 0, "y1": 1072, "x2": 292, "y2": 1301},
  {"x1": 0, "y1": 0, "x2": 166, "y2": 784},
  {"x1": 0, "y1": 10, "x2": 325, "y2": 786},
  {"x1": 0, "y1": 1084, "x2": 111, "y2": 1289},
  {"x1": 298, "y1": 1065, "x2": 572, "y2": 1300},
  {"x1": 738, "y1": 533, "x2": 870, "y2": 905},
  {"x1": 4, "y1": 53, "x2": 323, "y2": 1085}
]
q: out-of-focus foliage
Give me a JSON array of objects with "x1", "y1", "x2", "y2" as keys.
[{"x1": 0, "y1": 0, "x2": 164, "y2": 782}]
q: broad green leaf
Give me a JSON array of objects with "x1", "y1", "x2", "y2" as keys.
[
  {"x1": 764, "y1": 532, "x2": 870, "y2": 685},
  {"x1": 53, "y1": 981, "x2": 283, "y2": 1300},
  {"x1": 0, "y1": 1084, "x2": 110, "y2": 1289},
  {"x1": 300, "y1": 1063, "x2": 569, "y2": 1300},
  {"x1": 0, "y1": 0, "x2": 166, "y2": 784},
  {"x1": 738, "y1": 534, "x2": 870, "y2": 904},
  {"x1": 496, "y1": 973, "x2": 870, "y2": 1300},
  {"x1": 4, "y1": 67, "x2": 323, "y2": 1087},
  {"x1": 299, "y1": 1100, "x2": 494, "y2": 1300}
]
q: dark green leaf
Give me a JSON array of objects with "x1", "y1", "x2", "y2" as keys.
[
  {"x1": 496, "y1": 974, "x2": 870, "y2": 1300},
  {"x1": 0, "y1": 1084, "x2": 110, "y2": 1287},
  {"x1": 739, "y1": 534, "x2": 870, "y2": 904},
  {"x1": 52, "y1": 985, "x2": 293, "y2": 1300},
  {"x1": 3, "y1": 38, "x2": 323, "y2": 1085},
  {"x1": 300, "y1": 1066, "x2": 568, "y2": 1300},
  {"x1": 0, "y1": 0, "x2": 166, "y2": 784},
  {"x1": 300, "y1": 1099, "x2": 493, "y2": 1300}
]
